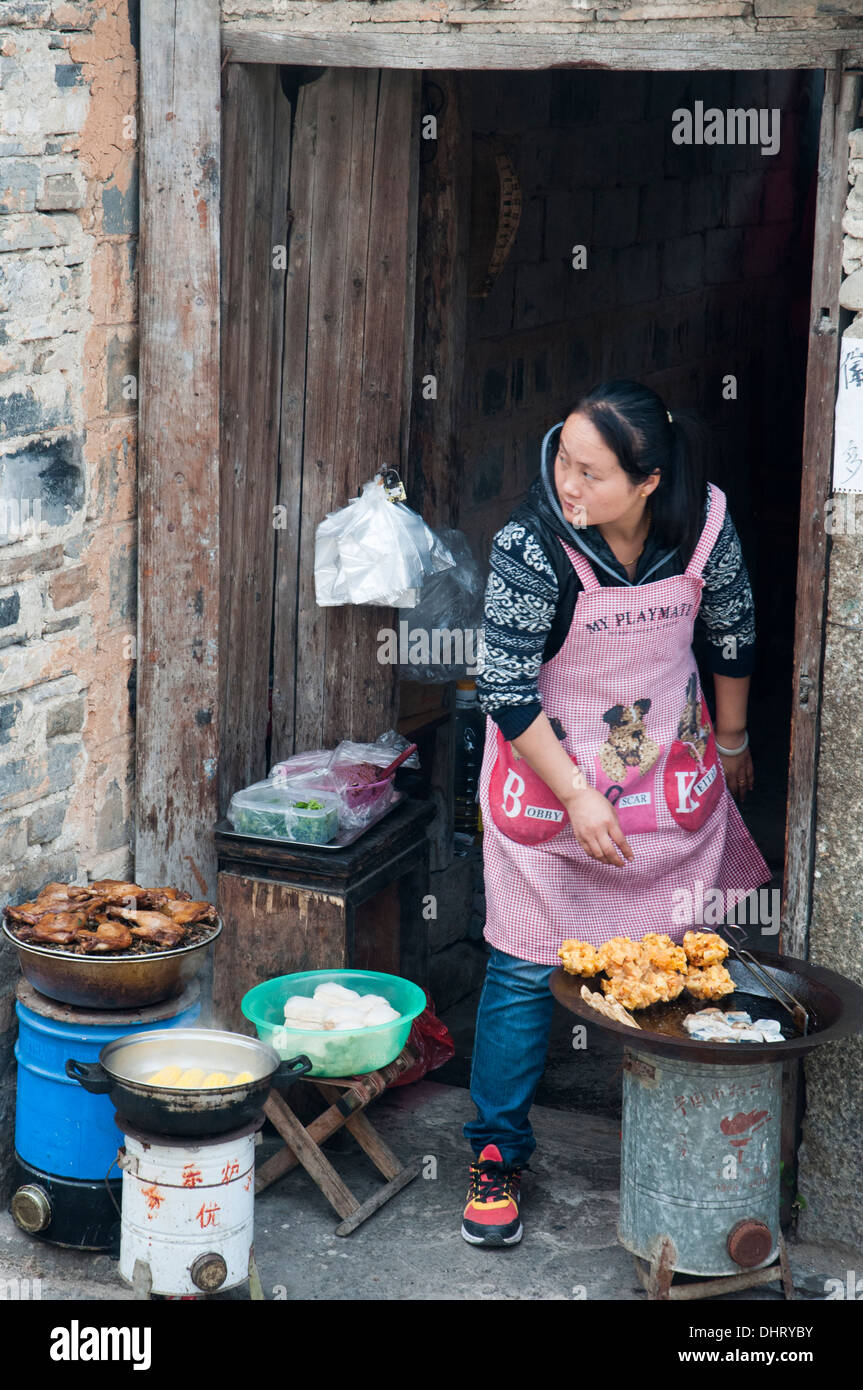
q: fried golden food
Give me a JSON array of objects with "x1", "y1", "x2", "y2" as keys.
[
  {"x1": 602, "y1": 962, "x2": 686, "y2": 1011},
  {"x1": 683, "y1": 930, "x2": 729, "y2": 968},
  {"x1": 558, "y1": 939, "x2": 601, "y2": 977},
  {"x1": 685, "y1": 963, "x2": 735, "y2": 1000},
  {"x1": 641, "y1": 932, "x2": 688, "y2": 972},
  {"x1": 596, "y1": 936, "x2": 645, "y2": 972}
]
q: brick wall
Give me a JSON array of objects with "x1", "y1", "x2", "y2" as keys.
[{"x1": 0, "y1": 0, "x2": 138, "y2": 1191}]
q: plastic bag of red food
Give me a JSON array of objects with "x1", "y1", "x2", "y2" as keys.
[
  {"x1": 270, "y1": 732, "x2": 420, "y2": 832},
  {"x1": 390, "y1": 995, "x2": 456, "y2": 1087}
]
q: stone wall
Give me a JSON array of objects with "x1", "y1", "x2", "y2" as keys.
[
  {"x1": 0, "y1": 0, "x2": 138, "y2": 1191},
  {"x1": 795, "y1": 125, "x2": 863, "y2": 1252}
]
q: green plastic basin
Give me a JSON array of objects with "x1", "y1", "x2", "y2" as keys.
[{"x1": 240, "y1": 969, "x2": 426, "y2": 1077}]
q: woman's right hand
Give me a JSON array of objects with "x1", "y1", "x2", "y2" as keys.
[{"x1": 565, "y1": 787, "x2": 634, "y2": 867}]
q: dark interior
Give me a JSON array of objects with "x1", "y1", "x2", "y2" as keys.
[{"x1": 407, "y1": 68, "x2": 821, "y2": 1106}]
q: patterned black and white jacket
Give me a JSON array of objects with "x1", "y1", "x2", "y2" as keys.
[{"x1": 477, "y1": 421, "x2": 756, "y2": 739}]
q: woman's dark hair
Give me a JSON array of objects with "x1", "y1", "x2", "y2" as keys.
[{"x1": 564, "y1": 378, "x2": 707, "y2": 567}]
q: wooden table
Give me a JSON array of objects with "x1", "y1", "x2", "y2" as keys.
[{"x1": 213, "y1": 798, "x2": 435, "y2": 1032}]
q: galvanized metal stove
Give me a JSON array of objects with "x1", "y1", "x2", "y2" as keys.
[{"x1": 550, "y1": 948, "x2": 863, "y2": 1300}]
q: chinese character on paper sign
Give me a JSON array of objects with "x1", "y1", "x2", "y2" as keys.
[
  {"x1": 195, "y1": 1202, "x2": 220, "y2": 1229},
  {"x1": 842, "y1": 352, "x2": 863, "y2": 390},
  {"x1": 141, "y1": 1184, "x2": 164, "y2": 1219},
  {"x1": 833, "y1": 338, "x2": 863, "y2": 493},
  {"x1": 221, "y1": 1160, "x2": 240, "y2": 1184},
  {"x1": 182, "y1": 1164, "x2": 204, "y2": 1188}
]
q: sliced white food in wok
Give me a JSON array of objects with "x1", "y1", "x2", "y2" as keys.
[{"x1": 313, "y1": 983, "x2": 361, "y2": 1004}]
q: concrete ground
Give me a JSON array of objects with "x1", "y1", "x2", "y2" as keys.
[{"x1": 0, "y1": 1078, "x2": 855, "y2": 1302}]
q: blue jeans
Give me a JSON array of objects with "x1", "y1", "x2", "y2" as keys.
[{"x1": 464, "y1": 946, "x2": 556, "y2": 1169}]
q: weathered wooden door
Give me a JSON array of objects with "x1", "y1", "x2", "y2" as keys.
[{"x1": 219, "y1": 66, "x2": 420, "y2": 812}]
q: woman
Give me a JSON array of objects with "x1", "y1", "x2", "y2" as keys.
[{"x1": 462, "y1": 379, "x2": 770, "y2": 1248}]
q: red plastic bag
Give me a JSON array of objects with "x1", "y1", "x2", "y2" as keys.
[{"x1": 391, "y1": 995, "x2": 455, "y2": 1087}]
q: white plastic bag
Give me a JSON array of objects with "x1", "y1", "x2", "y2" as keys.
[{"x1": 314, "y1": 477, "x2": 455, "y2": 608}]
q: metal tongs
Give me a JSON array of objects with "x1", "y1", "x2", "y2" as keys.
[{"x1": 722, "y1": 923, "x2": 810, "y2": 1035}]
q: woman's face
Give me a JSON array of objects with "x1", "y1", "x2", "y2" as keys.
[{"x1": 553, "y1": 411, "x2": 658, "y2": 529}]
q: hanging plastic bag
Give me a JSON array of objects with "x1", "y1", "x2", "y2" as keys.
[
  {"x1": 397, "y1": 528, "x2": 486, "y2": 681},
  {"x1": 315, "y1": 476, "x2": 455, "y2": 609}
]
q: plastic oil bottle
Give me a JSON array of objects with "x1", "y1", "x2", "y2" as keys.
[{"x1": 453, "y1": 679, "x2": 484, "y2": 848}]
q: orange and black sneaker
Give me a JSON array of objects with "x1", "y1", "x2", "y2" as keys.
[{"x1": 461, "y1": 1144, "x2": 523, "y2": 1247}]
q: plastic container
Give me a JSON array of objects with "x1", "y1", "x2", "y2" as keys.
[
  {"x1": 241, "y1": 969, "x2": 426, "y2": 1077},
  {"x1": 227, "y1": 780, "x2": 339, "y2": 845}
]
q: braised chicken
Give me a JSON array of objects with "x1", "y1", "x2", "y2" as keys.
[
  {"x1": 18, "y1": 912, "x2": 86, "y2": 945},
  {"x1": 6, "y1": 878, "x2": 217, "y2": 956},
  {"x1": 105, "y1": 909, "x2": 185, "y2": 947},
  {"x1": 75, "y1": 919, "x2": 134, "y2": 953},
  {"x1": 160, "y1": 899, "x2": 218, "y2": 927}
]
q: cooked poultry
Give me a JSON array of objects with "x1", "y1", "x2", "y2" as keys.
[
  {"x1": 107, "y1": 907, "x2": 176, "y2": 929},
  {"x1": 117, "y1": 912, "x2": 186, "y2": 948},
  {"x1": 685, "y1": 963, "x2": 735, "y2": 1000},
  {"x1": 90, "y1": 880, "x2": 145, "y2": 897},
  {"x1": 6, "y1": 877, "x2": 217, "y2": 955},
  {"x1": 18, "y1": 912, "x2": 86, "y2": 945},
  {"x1": 641, "y1": 933, "x2": 688, "y2": 973},
  {"x1": 558, "y1": 940, "x2": 601, "y2": 976},
  {"x1": 138, "y1": 887, "x2": 192, "y2": 910},
  {"x1": 5, "y1": 900, "x2": 57, "y2": 926},
  {"x1": 160, "y1": 899, "x2": 218, "y2": 927},
  {"x1": 683, "y1": 931, "x2": 729, "y2": 968},
  {"x1": 75, "y1": 920, "x2": 134, "y2": 953}
]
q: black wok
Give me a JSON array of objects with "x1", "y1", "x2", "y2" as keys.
[{"x1": 66, "y1": 1027, "x2": 311, "y2": 1136}]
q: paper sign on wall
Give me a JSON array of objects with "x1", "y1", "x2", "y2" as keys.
[{"x1": 833, "y1": 335, "x2": 863, "y2": 493}]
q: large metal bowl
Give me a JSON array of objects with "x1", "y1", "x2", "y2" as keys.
[
  {"x1": 2, "y1": 917, "x2": 222, "y2": 1010},
  {"x1": 66, "y1": 1027, "x2": 312, "y2": 1136}
]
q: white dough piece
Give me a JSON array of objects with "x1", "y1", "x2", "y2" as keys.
[
  {"x1": 283, "y1": 995, "x2": 330, "y2": 1024},
  {"x1": 363, "y1": 1003, "x2": 400, "y2": 1025},
  {"x1": 313, "y1": 983, "x2": 361, "y2": 1004},
  {"x1": 283, "y1": 1015, "x2": 326, "y2": 1031},
  {"x1": 357, "y1": 993, "x2": 389, "y2": 1012},
  {"x1": 323, "y1": 1005, "x2": 368, "y2": 1031}
]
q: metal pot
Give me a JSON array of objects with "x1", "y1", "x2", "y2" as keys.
[
  {"x1": 2, "y1": 918, "x2": 222, "y2": 1010},
  {"x1": 66, "y1": 1028, "x2": 312, "y2": 1137}
]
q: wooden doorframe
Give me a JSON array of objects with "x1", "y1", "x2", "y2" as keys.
[{"x1": 139, "y1": 18, "x2": 858, "y2": 923}]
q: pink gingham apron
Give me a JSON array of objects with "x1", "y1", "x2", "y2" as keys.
[{"x1": 478, "y1": 483, "x2": 771, "y2": 963}]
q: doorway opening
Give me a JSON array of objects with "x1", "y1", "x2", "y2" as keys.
[{"x1": 412, "y1": 68, "x2": 821, "y2": 1110}]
